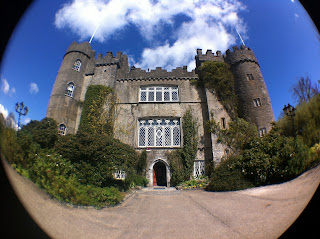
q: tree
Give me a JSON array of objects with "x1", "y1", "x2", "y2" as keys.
[
  {"x1": 19, "y1": 117, "x2": 58, "y2": 149},
  {"x1": 291, "y1": 76, "x2": 319, "y2": 104},
  {"x1": 6, "y1": 112, "x2": 17, "y2": 129}
]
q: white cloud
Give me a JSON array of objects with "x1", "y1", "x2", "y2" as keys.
[
  {"x1": 24, "y1": 117, "x2": 31, "y2": 124},
  {"x1": 29, "y1": 82, "x2": 39, "y2": 94},
  {"x1": 1, "y1": 78, "x2": 10, "y2": 94},
  {"x1": 0, "y1": 104, "x2": 9, "y2": 119},
  {"x1": 1, "y1": 78, "x2": 16, "y2": 96},
  {"x1": 55, "y1": 0, "x2": 246, "y2": 70}
]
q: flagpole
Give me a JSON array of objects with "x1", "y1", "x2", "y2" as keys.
[
  {"x1": 89, "y1": 24, "x2": 100, "y2": 44},
  {"x1": 236, "y1": 29, "x2": 245, "y2": 46}
]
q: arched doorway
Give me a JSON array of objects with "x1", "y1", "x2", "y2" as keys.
[{"x1": 153, "y1": 161, "x2": 167, "y2": 186}]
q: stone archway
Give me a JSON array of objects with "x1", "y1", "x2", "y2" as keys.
[{"x1": 149, "y1": 159, "x2": 170, "y2": 187}]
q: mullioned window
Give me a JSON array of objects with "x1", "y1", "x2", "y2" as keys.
[
  {"x1": 138, "y1": 118, "x2": 180, "y2": 148},
  {"x1": 140, "y1": 86, "x2": 179, "y2": 102}
]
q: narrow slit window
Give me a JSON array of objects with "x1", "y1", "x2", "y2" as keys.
[
  {"x1": 253, "y1": 98, "x2": 262, "y2": 107},
  {"x1": 221, "y1": 117, "x2": 226, "y2": 129},
  {"x1": 247, "y1": 74, "x2": 254, "y2": 81}
]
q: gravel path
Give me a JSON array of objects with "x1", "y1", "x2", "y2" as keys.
[{"x1": 3, "y1": 159, "x2": 320, "y2": 239}]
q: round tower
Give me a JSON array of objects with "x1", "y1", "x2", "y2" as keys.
[
  {"x1": 46, "y1": 41, "x2": 95, "y2": 135},
  {"x1": 225, "y1": 45, "x2": 274, "y2": 135}
]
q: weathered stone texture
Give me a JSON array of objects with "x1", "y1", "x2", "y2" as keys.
[{"x1": 46, "y1": 41, "x2": 275, "y2": 184}]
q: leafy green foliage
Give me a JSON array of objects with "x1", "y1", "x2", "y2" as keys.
[
  {"x1": 18, "y1": 117, "x2": 58, "y2": 149},
  {"x1": 169, "y1": 109, "x2": 198, "y2": 186},
  {"x1": 197, "y1": 61, "x2": 237, "y2": 119},
  {"x1": 137, "y1": 150, "x2": 147, "y2": 175},
  {"x1": 231, "y1": 126, "x2": 309, "y2": 186},
  {"x1": 26, "y1": 150, "x2": 123, "y2": 208},
  {"x1": 0, "y1": 114, "x2": 23, "y2": 166},
  {"x1": 206, "y1": 156, "x2": 255, "y2": 191},
  {"x1": 1, "y1": 113, "x2": 141, "y2": 207},
  {"x1": 54, "y1": 132, "x2": 139, "y2": 187},
  {"x1": 208, "y1": 117, "x2": 258, "y2": 155},
  {"x1": 178, "y1": 176, "x2": 209, "y2": 189},
  {"x1": 78, "y1": 85, "x2": 115, "y2": 136},
  {"x1": 278, "y1": 94, "x2": 320, "y2": 147}
]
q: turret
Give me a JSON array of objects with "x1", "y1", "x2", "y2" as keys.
[
  {"x1": 46, "y1": 41, "x2": 96, "y2": 135},
  {"x1": 225, "y1": 45, "x2": 274, "y2": 135}
]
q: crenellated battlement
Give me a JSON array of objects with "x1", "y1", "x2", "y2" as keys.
[
  {"x1": 118, "y1": 65, "x2": 197, "y2": 81},
  {"x1": 224, "y1": 45, "x2": 259, "y2": 67},
  {"x1": 95, "y1": 51, "x2": 128, "y2": 67},
  {"x1": 195, "y1": 48, "x2": 224, "y2": 67}
]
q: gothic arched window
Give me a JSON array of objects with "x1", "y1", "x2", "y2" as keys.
[
  {"x1": 58, "y1": 124, "x2": 67, "y2": 136},
  {"x1": 72, "y1": 60, "x2": 82, "y2": 72},
  {"x1": 65, "y1": 82, "x2": 74, "y2": 97}
]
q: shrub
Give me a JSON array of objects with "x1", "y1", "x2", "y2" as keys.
[
  {"x1": 125, "y1": 174, "x2": 149, "y2": 188},
  {"x1": 206, "y1": 156, "x2": 255, "y2": 192},
  {"x1": 235, "y1": 126, "x2": 309, "y2": 185},
  {"x1": 54, "y1": 131, "x2": 139, "y2": 187},
  {"x1": 0, "y1": 116, "x2": 23, "y2": 166},
  {"x1": 137, "y1": 150, "x2": 147, "y2": 175},
  {"x1": 23, "y1": 150, "x2": 123, "y2": 208}
]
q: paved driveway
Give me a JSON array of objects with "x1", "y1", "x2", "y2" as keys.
[{"x1": 3, "y1": 160, "x2": 320, "y2": 239}]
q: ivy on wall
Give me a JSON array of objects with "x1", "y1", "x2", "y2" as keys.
[
  {"x1": 197, "y1": 61, "x2": 238, "y2": 120},
  {"x1": 168, "y1": 109, "x2": 198, "y2": 186},
  {"x1": 78, "y1": 85, "x2": 115, "y2": 136}
]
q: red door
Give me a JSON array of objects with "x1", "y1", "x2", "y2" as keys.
[{"x1": 153, "y1": 168, "x2": 157, "y2": 186}]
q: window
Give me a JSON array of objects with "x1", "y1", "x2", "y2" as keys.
[
  {"x1": 221, "y1": 117, "x2": 226, "y2": 129},
  {"x1": 193, "y1": 161, "x2": 205, "y2": 178},
  {"x1": 140, "y1": 86, "x2": 179, "y2": 102},
  {"x1": 65, "y1": 82, "x2": 74, "y2": 97},
  {"x1": 138, "y1": 118, "x2": 180, "y2": 147},
  {"x1": 58, "y1": 124, "x2": 67, "y2": 135},
  {"x1": 253, "y1": 98, "x2": 262, "y2": 107},
  {"x1": 246, "y1": 74, "x2": 254, "y2": 81},
  {"x1": 72, "y1": 60, "x2": 81, "y2": 72},
  {"x1": 259, "y1": 128, "x2": 267, "y2": 137},
  {"x1": 113, "y1": 170, "x2": 126, "y2": 180}
]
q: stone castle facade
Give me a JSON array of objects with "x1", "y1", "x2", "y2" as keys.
[{"x1": 46, "y1": 41, "x2": 274, "y2": 187}]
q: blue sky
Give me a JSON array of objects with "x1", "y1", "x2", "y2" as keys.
[{"x1": 0, "y1": 0, "x2": 319, "y2": 128}]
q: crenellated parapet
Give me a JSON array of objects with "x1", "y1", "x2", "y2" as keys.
[
  {"x1": 195, "y1": 49, "x2": 224, "y2": 67},
  {"x1": 95, "y1": 51, "x2": 128, "y2": 67},
  {"x1": 117, "y1": 66, "x2": 198, "y2": 81},
  {"x1": 224, "y1": 45, "x2": 259, "y2": 67}
]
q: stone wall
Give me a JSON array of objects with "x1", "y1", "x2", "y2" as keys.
[{"x1": 47, "y1": 41, "x2": 276, "y2": 182}]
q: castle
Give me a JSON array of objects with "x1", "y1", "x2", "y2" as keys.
[{"x1": 46, "y1": 41, "x2": 274, "y2": 187}]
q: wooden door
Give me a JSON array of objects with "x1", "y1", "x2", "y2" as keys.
[{"x1": 153, "y1": 168, "x2": 157, "y2": 186}]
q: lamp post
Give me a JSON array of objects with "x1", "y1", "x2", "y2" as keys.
[
  {"x1": 15, "y1": 102, "x2": 28, "y2": 130},
  {"x1": 283, "y1": 103, "x2": 296, "y2": 138}
]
